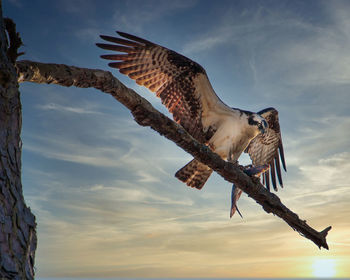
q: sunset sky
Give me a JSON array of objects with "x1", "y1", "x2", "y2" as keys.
[{"x1": 3, "y1": 0, "x2": 350, "y2": 278}]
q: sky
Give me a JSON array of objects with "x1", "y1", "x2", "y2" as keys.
[{"x1": 3, "y1": 0, "x2": 350, "y2": 278}]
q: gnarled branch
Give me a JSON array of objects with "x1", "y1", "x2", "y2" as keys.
[{"x1": 16, "y1": 60, "x2": 331, "y2": 250}]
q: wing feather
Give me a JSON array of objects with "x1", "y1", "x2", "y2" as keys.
[
  {"x1": 265, "y1": 172, "x2": 270, "y2": 191},
  {"x1": 97, "y1": 31, "x2": 223, "y2": 142},
  {"x1": 245, "y1": 107, "x2": 286, "y2": 190},
  {"x1": 100, "y1": 35, "x2": 142, "y2": 47},
  {"x1": 130, "y1": 69, "x2": 159, "y2": 80},
  {"x1": 274, "y1": 156, "x2": 283, "y2": 187},
  {"x1": 270, "y1": 161, "x2": 277, "y2": 191},
  {"x1": 96, "y1": 43, "x2": 137, "y2": 53},
  {"x1": 279, "y1": 142, "x2": 287, "y2": 171}
]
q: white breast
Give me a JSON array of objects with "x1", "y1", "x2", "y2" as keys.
[
  {"x1": 193, "y1": 73, "x2": 256, "y2": 162},
  {"x1": 208, "y1": 116, "x2": 251, "y2": 161}
]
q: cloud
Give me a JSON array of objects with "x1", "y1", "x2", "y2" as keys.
[
  {"x1": 6, "y1": 0, "x2": 23, "y2": 8},
  {"x1": 111, "y1": 0, "x2": 198, "y2": 33},
  {"x1": 299, "y1": 152, "x2": 350, "y2": 191},
  {"x1": 85, "y1": 183, "x2": 194, "y2": 206},
  {"x1": 37, "y1": 102, "x2": 104, "y2": 115},
  {"x1": 74, "y1": 26, "x2": 102, "y2": 42},
  {"x1": 267, "y1": 33, "x2": 350, "y2": 87},
  {"x1": 24, "y1": 137, "x2": 127, "y2": 168},
  {"x1": 182, "y1": 5, "x2": 295, "y2": 54},
  {"x1": 15, "y1": 0, "x2": 350, "y2": 277},
  {"x1": 285, "y1": 115, "x2": 350, "y2": 165},
  {"x1": 59, "y1": 0, "x2": 97, "y2": 16},
  {"x1": 182, "y1": 30, "x2": 230, "y2": 54},
  {"x1": 182, "y1": 2, "x2": 350, "y2": 92}
]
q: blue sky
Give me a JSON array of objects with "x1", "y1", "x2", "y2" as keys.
[{"x1": 3, "y1": 0, "x2": 350, "y2": 278}]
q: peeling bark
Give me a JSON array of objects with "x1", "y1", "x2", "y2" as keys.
[
  {"x1": 0, "y1": 4, "x2": 36, "y2": 280},
  {"x1": 16, "y1": 60, "x2": 331, "y2": 250}
]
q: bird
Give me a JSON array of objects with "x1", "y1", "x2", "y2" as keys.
[{"x1": 96, "y1": 31, "x2": 286, "y2": 216}]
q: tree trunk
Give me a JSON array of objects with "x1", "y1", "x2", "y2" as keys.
[{"x1": 0, "y1": 2, "x2": 37, "y2": 279}]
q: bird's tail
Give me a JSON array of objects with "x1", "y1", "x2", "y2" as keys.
[{"x1": 175, "y1": 159, "x2": 213, "y2": 189}]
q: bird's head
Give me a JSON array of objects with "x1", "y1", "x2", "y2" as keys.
[{"x1": 248, "y1": 113, "x2": 268, "y2": 135}]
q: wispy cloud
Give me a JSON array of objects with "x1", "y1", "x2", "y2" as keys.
[
  {"x1": 329, "y1": 241, "x2": 350, "y2": 247},
  {"x1": 86, "y1": 183, "x2": 194, "y2": 206},
  {"x1": 111, "y1": 0, "x2": 198, "y2": 33},
  {"x1": 6, "y1": 0, "x2": 23, "y2": 8},
  {"x1": 285, "y1": 115, "x2": 350, "y2": 165},
  {"x1": 24, "y1": 135, "x2": 126, "y2": 168},
  {"x1": 37, "y1": 102, "x2": 104, "y2": 115},
  {"x1": 182, "y1": 31, "x2": 229, "y2": 54},
  {"x1": 183, "y1": 3, "x2": 350, "y2": 90},
  {"x1": 74, "y1": 26, "x2": 102, "y2": 42},
  {"x1": 59, "y1": 0, "x2": 97, "y2": 16},
  {"x1": 14, "y1": 0, "x2": 350, "y2": 277}
]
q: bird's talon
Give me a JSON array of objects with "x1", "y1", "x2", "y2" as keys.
[{"x1": 243, "y1": 164, "x2": 269, "y2": 176}]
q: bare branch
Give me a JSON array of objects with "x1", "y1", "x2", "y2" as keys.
[{"x1": 16, "y1": 60, "x2": 331, "y2": 250}]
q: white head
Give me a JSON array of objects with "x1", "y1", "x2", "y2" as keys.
[{"x1": 247, "y1": 113, "x2": 268, "y2": 135}]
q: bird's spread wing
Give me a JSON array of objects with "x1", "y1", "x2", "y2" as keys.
[
  {"x1": 97, "y1": 31, "x2": 224, "y2": 143},
  {"x1": 245, "y1": 107, "x2": 286, "y2": 191}
]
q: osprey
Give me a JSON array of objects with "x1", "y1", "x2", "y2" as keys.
[{"x1": 97, "y1": 32, "x2": 286, "y2": 215}]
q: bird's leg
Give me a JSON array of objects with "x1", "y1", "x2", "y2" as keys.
[
  {"x1": 230, "y1": 183, "x2": 243, "y2": 218},
  {"x1": 227, "y1": 148, "x2": 234, "y2": 163}
]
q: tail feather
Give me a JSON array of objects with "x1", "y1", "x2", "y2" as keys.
[{"x1": 175, "y1": 159, "x2": 213, "y2": 189}]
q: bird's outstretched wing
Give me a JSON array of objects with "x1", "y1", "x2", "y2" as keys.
[
  {"x1": 245, "y1": 107, "x2": 286, "y2": 191},
  {"x1": 97, "y1": 31, "x2": 225, "y2": 143}
]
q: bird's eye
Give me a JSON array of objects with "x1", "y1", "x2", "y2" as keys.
[{"x1": 262, "y1": 120, "x2": 268, "y2": 128}]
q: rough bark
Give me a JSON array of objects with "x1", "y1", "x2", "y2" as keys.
[
  {"x1": 0, "y1": 5, "x2": 37, "y2": 280},
  {"x1": 16, "y1": 60, "x2": 331, "y2": 250}
]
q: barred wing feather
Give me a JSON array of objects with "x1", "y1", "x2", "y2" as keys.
[
  {"x1": 245, "y1": 107, "x2": 286, "y2": 191},
  {"x1": 97, "y1": 31, "x2": 224, "y2": 143}
]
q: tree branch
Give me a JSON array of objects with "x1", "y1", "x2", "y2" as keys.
[{"x1": 16, "y1": 60, "x2": 331, "y2": 250}]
